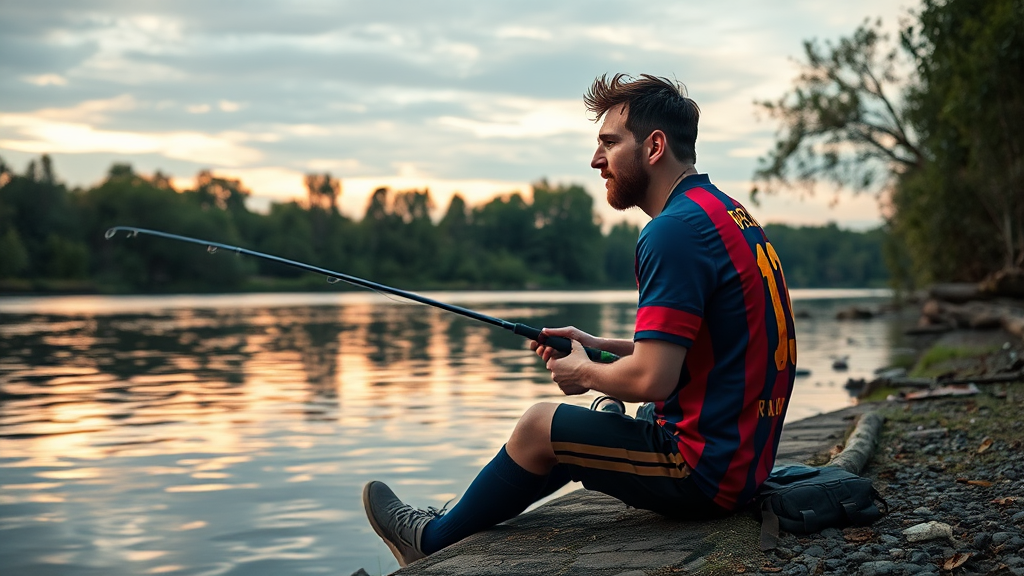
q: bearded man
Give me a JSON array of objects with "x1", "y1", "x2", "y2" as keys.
[{"x1": 362, "y1": 73, "x2": 798, "y2": 567}]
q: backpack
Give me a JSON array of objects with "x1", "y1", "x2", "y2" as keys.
[{"x1": 756, "y1": 464, "x2": 888, "y2": 551}]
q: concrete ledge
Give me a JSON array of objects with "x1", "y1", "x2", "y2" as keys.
[{"x1": 396, "y1": 404, "x2": 877, "y2": 576}]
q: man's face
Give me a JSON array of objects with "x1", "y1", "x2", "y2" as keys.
[{"x1": 591, "y1": 103, "x2": 649, "y2": 211}]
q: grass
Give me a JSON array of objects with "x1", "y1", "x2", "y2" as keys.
[{"x1": 909, "y1": 344, "x2": 1002, "y2": 377}]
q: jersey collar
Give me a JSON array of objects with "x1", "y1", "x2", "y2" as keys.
[{"x1": 666, "y1": 173, "x2": 711, "y2": 205}]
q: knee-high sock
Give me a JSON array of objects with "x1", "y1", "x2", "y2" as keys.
[
  {"x1": 535, "y1": 464, "x2": 572, "y2": 500},
  {"x1": 420, "y1": 445, "x2": 546, "y2": 554}
]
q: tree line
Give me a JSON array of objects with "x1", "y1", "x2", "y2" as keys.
[
  {"x1": 0, "y1": 155, "x2": 889, "y2": 293},
  {"x1": 754, "y1": 0, "x2": 1023, "y2": 286}
]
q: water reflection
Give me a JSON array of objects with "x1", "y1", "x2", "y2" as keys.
[{"x1": 0, "y1": 291, "x2": 908, "y2": 576}]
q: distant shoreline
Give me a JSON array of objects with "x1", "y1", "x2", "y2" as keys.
[{"x1": 0, "y1": 288, "x2": 894, "y2": 315}]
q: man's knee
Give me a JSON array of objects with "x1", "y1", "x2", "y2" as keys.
[
  {"x1": 506, "y1": 403, "x2": 559, "y2": 474},
  {"x1": 514, "y1": 402, "x2": 558, "y2": 441}
]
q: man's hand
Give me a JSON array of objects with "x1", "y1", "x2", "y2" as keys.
[
  {"x1": 528, "y1": 326, "x2": 599, "y2": 362},
  {"x1": 547, "y1": 339, "x2": 591, "y2": 396}
]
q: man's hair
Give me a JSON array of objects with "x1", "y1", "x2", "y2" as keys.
[{"x1": 584, "y1": 74, "x2": 700, "y2": 164}]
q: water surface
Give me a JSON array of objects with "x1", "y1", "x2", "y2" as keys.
[{"x1": 0, "y1": 289, "x2": 908, "y2": 575}]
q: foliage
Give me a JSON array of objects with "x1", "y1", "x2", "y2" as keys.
[
  {"x1": 755, "y1": 0, "x2": 1024, "y2": 284},
  {"x1": 0, "y1": 154, "x2": 889, "y2": 292},
  {"x1": 753, "y1": 19, "x2": 923, "y2": 199},
  {"x1": 764, "y1": 223, "x2": 889, "y2": 288}
]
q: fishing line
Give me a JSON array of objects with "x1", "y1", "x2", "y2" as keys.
[{"x1": 105, "y1": 226, "x2": 619, "y2": 363}]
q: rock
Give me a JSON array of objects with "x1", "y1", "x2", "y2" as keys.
[
  {"x1": 848, "y1": 551, "x2": 874, "y2": 563},
  {"x1": 994, "y1": 532, "x2": 1018, "y2": 545},
  {"x1": 974, "y1": 532, "x2": 992, "y2": 549},
  {"x1": 1013, "y1": 511, "x2": 1024, "y2": 523},
  {"x1": 783, "y1": 562, "x2": 809, "y2": 576},
  {"x1": 903, "y1": 521, "x2": 953, "y2": 542},
  {"x1": 859, "y1": 560, "x2": 898, "y2": 575},
  {"x1": 910, "y1": 551, "x2": 930, "y2": 564},
  {"x1": 837, "y1": 307, "x2": 875, "y2": 320},
  {"x1": 880, "y1": 534, "x2": 899, "y2": 546},
  {"x1": 820, "y1": 527, "x2": 843, "y2": 539},
  {"x1": 350, "y1": 570, "x2": 371, "y2": 576},
  {"x1": 895, "y1": 562, "x2": 928, "y2": 574},
  {"x1": 803, "y1": 545, "x2": 826, "y2": 558},
  {"x1": 774, "y1": 546, "x2": 796, "y2": 560}
]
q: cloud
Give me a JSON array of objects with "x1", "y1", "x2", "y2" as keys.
[
  {"x1": 22, "y1": 74, "x2": 68, "y2": 86},
  {"x1": 437, "y1": 98, "x2": 591, "y2": 139},
  {"x1": 0, "y1": 115, "x2": 263, "y2": 166},
  {"x1": 0, "y1": 0, "x2": 919, "y2": 229}
]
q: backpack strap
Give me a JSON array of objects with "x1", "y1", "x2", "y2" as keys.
[
  {"x1": 759, "y1": 500, "x2": 781, "y2": 551},
  {"x1": 800, "y1": 509, "x2": 819, "y2": 533},
  {"x1": 873, "y1": 489, "x2": 889, "y2": 514}
]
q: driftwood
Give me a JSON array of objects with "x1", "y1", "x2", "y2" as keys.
[
  {"x1": 979, "y1": 267, "x2": 1024, "y2": 299},
  {"x1": 856, "y1": 370, "x2": 1023, "y2": 399},
  {"x1": 914, "y1": 299, "x2": 1024, "y2": 338},
  {"x1": 929, "y1": 283, "x2": 988, "y2": 304}
]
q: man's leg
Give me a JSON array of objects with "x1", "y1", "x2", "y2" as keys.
[
  {"x1": 363, "y1": 402, "x2": 563, "y2": 566},
  {"x1": 420, "y1": 402, "x2": 557, "y2": 552},
  {"x1": 548, "y1": 403, "x2": 728, "y2": 520}
]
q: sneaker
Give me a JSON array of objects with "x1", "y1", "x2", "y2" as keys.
[
  {"x1": 362, "y1": 481, "x2": 442, "y2": 567},
  {"x1": 589, "y1": 395, "x2": 625, "y2": 415}
]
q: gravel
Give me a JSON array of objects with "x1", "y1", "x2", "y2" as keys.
[{"x1": 750, "y1": 370, "x2": 1024, "y2": 575}]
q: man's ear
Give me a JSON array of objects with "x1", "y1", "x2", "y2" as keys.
[{"x1": 647, "y1": 130, "x2": 668, "y2": 165}]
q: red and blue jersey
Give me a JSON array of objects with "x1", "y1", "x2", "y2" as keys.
[{"x1": 634, "y1": 173, "x2": 797, "y2": 510}]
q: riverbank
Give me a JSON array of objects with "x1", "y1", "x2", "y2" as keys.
[{"x1": 383, "y1": 325, "x2": 1024, "y2": 576}]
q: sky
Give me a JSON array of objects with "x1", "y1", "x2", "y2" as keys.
[{"x1": 0, "y1": 0, "x2": 916, "y2": 230}]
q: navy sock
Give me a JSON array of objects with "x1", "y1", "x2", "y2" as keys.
[
  {"x1": 421, "y1": 445, "x2": 546, "y2": 554},
  {"x1": 535, "y1": 464, "x2": 572, "y2": 500}
]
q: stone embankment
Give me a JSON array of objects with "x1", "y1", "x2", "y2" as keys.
[{"x1": 378, "y1": 294, "x2": 1024, "y2": 576}]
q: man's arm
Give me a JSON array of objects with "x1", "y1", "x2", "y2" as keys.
[{"x1": 534, "y1": 330, "x2": 685, "y2": 403}]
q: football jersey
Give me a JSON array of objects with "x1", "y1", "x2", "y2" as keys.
[{"x1": 634, "y1": 173, "x2": 797, "y2": 510}]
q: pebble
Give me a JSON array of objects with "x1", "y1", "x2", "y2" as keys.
[
  {"x1": 752, "y1": 375, "x2": 1024, "y2": 576},
  {"x1": 994, "y1": 532, "x2": 1018, "y2": 545},
  {"x1": 802, "y1": 545, "x2": 825, "y2": 557},
  {"x1": 879, "y1": 534, "x2": 899, "y2": 546},
  {"x1": 903, "y1": 521, "x2": 952, "y2": 542},
  {"x1": 859, "y1": 560, "x2": 898, "y2": 575}
]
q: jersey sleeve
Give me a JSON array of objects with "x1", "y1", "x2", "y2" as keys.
[{"x1": 634, "y1": 215, "x2": 716, "y2": 348}]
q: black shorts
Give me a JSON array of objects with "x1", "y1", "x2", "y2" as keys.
[{"x1": 550, "y1": 403, "x2": 728, "y2": 520}]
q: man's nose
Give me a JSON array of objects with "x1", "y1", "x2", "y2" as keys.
[{"x1": 591, "y1": 148, "x2": 606, "y2": 170}]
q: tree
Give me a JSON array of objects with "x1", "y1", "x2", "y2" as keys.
[
  {"x1": 902, "y1": 0, "x2": 1024, "y2": 270},
  {"x1": 530, "y1": 180, "x2": 605, "y2": 284},
  {"x1": 755, "y1": 1, "x2": 1024, "y2": 283},
  {"x1": 304, "y1": 172, "x2": 341, "y2": 214},
  {"x1": 753, "y1": 19, "x2": 923, "y2": 200}
]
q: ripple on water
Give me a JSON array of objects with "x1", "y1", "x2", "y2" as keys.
[{"x1": 0, "y1": 293, "x2": 905, "y2": 575}]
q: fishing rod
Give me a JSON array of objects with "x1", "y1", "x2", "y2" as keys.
[{"x1": 105, "y1": 226, "x2": 619, "y2": 363}]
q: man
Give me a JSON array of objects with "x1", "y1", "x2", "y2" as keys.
[{"x1": 363, "y1": 73, "x2": 797, "y2": 567}]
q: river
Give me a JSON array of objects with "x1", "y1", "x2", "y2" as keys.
[{"x1": 0, "y1": 289, "x2": 911, "y2": 575}]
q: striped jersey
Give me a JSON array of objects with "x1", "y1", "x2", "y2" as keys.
[{"x1": 634, "y1": 173, "x2": 797, "y2": 510}]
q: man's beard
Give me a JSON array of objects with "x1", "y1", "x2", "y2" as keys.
[{"x1": 606, "y1": 146, "x2": 649, "y2": 211}]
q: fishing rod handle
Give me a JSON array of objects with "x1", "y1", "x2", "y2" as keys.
[{"x1": 513, "y1": 324, "x2": 619, "y2": 364}]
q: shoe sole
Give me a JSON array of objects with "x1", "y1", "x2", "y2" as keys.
[{"x1": 362, "y1": 481, "x2": 411, "y2": 568}]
